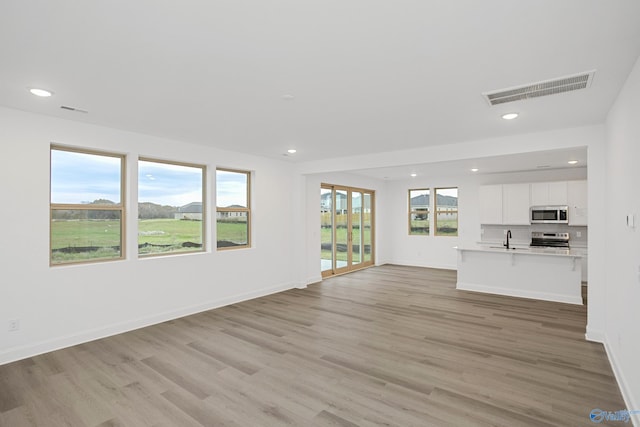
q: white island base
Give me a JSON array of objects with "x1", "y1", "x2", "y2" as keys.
[{"x1": 456, "y1": 247, "x2": 583, "y2": 305}]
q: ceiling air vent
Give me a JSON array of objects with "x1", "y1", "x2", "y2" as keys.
[{"x1": 482, "y1": 70, "x2": 596, "y2": 106}]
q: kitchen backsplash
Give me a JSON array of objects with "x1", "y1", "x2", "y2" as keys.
[{"x1": 480, "y1": 224, "x2": 588, "y2": 247}]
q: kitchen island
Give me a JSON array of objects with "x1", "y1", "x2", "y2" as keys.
[{"x1": 455, "y1": 245, "x2": 583, "y2": 305}]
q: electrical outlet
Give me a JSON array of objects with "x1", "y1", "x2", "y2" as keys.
[
  {"x1": 576, "y1": 231, "x2": 582, "y2": 238},
  {"x1": 8, "y1": 319, "x2": 20, "y2": 332},
  {"x1": 503, "y1": 229, "x2": 508, "y2": 235}
]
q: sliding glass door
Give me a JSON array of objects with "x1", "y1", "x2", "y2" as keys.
[{"x1": 321, "y1": 184, "x2": 375, "y2": 277}]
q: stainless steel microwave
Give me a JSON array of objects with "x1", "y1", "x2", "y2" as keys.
[{"x1": 530, "y1": 206, "x2": 569, "y2": 224}]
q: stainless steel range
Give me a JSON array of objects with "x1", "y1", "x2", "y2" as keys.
[{"x1": 530, "y1": 232, "x2": 570, "y2": 248}]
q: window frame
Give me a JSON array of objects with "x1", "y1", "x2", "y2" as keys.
[
  {"x1": 434, "y1": 187, "x2": 459, "y2": 237},
  {"x1": 50, "y1": 144, "x2": 126, "y2": 266},
  {"x1": 408, "y1": 188, "x2": 431, "y2": 236},
  {"x1": 216, "y1": 167, "x2": 251, "y2": 250},
  {"x1": 138, "y1": 157, "x2": 207, "y2": 258}
]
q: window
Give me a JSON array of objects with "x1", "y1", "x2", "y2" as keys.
[
  {"x1": 50, "y1": 146, "x2": 125, "y2": 265},
  {"x1": 138, "y1": 158, "x2": 205, "y2": 256},
  {"x1": 216, "y1": 168, "x2": 250, "y2": 249},
  {"x1": 409, "y1": 189, "x2": 430, "y2": 235},
  {"x1": 435, "y1": 187, "x2": 458, "y2": 236}
]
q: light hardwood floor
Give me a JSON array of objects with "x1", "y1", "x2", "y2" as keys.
[{"x1": 0, "y1": 265, "x2": 626, "y2": 426}]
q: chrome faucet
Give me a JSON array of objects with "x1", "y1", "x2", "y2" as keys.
[{"x1": 504, "y1": 230, "x2": 512, "y2": 249}]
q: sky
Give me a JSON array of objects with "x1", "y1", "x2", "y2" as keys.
[
  {"x1": 51, "y1": 149, "x2": 247, "y2": 208},
  {"x1": 216, "y1": 170, "x2": 247, "y2": 207},
  {"x1": 139, "y1": 160, "x2": 203, "y2": 206},
  {"x1": 51, "y1": 149, "x2": 123, "y2": 204}
]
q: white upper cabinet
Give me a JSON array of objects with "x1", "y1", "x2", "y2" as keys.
[
  {"x1": 502, "y1": 183, "x2": 531, "y2": 225},
  {"x1": 548, "y1": 181, "x2": 568, "y2": 205},
  {"x1": 530, "y1": 183, "x2": 546, "y2": 205},
  {"x1": 479, "y1": 183, "x2": 530, "y2": 225},
  {"x1": 530, "y1": 181, "x2": 568, "y2": 206},
  {"x1": 567, "y1": 180, "x2": 588, "y2": 226},
  {"x1": 480, "y1": 180, "x2": 585, "y2": 226},
  {"x1": 478, "y1": 184, "x2": 503, "y2": 224}
]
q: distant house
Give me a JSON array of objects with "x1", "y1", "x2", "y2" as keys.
[
  {"x1": 216, "y1": 205, "x2": 246, "y2": 220},
  {"x1": 320, "y1": 192, "x2": 348, "y2": 214},
  {"x1": 321, "y1": 191, "x2": 373, "y2": 215},
  {"x1": 410, "y1": 194, "x2": 430, "y2": 219},
  {"x1": 175, "y1": 202, "x2": 202, "y2": 220}
]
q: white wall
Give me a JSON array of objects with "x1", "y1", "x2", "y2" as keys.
[
  {"x1": 0, "y1": 106, "x2": 299, "y2": 364},
  {"x1": 303, "y1": 164, "x2": 589, "y2": 277},
  {"x1": 297, "y1": 124, "x2": 609, "y2": 344},
  {"x1": 298, "y1": 125, "x2": 607, "y2": 341},
  {"x1": 604, "y1": 55, "x2": 640, "y2": 416},
  {"x1": 386, "y1": 177, "x2": 467, "y2": 270},
  {"x1": 0, "y1": 103, "x2": 613, "y2": 383},
  {"x1": 1, "y1": 102, "x2": 623, "y2": 410},
  {"x1": 386, "y1": 169, "x2": 588, "y2": 270}
]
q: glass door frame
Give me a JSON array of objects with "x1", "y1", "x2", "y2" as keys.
[{"x1": 321, "y1": 183, "x2": 375, "y2": 278}]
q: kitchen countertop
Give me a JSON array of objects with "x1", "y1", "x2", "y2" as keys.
[
  {"x1": 455, "y1": 244, "x2": 584, "y2": 257},
  {"x1": 476, "y1": 240, "x2": 587, "y2": 251}
]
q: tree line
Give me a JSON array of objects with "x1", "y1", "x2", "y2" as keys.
[
  {"x1": 411, "y1": 194, "x2": 458, "y2": 206},
  {"x1": 52, "y1": 200, "x2": 177, "y2": 220}
]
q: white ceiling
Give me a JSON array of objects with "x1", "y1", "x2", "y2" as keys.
[
  {"x1": 1, "y1": 1, "x2": 640, "y2": 170},
  {"x1": 350, "y1": 147, "x2": 588, "y2": 181}
]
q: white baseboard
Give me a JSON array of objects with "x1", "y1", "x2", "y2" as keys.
[
  {"x1": 0, "y1": 282, "x2": 295, "y2": 366},
  {"x1": 305, "y1": 275, "x2": 322, "y2": 286},
  {"x1": 585, "y1": 325, "x2": 605, "y2": 342},
  {"x1": 603, "y1": 338, "x2": 640, "y2": 427},
  {"x1": 456, "y1": 281, "x2": 583, "y2": 305}
]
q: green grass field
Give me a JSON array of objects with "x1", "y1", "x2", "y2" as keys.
[
  {"x1": 51, "y1": 216, "x2": 455, "y2": 264},
  {"x1": 51, "y1": 219, "x2": 123, "y2": 263},
  {"x1": 51, "y1": 219, "x2": 122, "y2": 248},
  {"x1": 320, "y1": 226, "x2": 372, "y2": 263},
  {"x1": 51, "y1": 218, "x2": 247, "y2": 263},
  {"x1": 410, "y1": 219, "x2": 430, "y2": 234},
  {"x1": 434, "y1": 218, "x2": 458, "y2": 236},
  {"x1": 408, "y1": 219, "x2": 458, "y2": 236}
]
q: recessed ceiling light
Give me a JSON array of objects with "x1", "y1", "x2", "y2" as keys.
[
  {"x1": 471, "y1": 168, "x2": 479, "y2": 172},
  {"x1": 568, "y1": 160, "x2": 578, "y2": 165},
  {"x1": 501, "y1": 112, "x2": 519, "y2": 120},
  {"x1": 410, "y1": 173, "x2": 417, "y2": 177},
  {"x1": 29, "y1": 88, "x2": 53, "y2": 97},
  {"x1": 287, "y1": 149, "x2": 297, "y2": 154}
]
